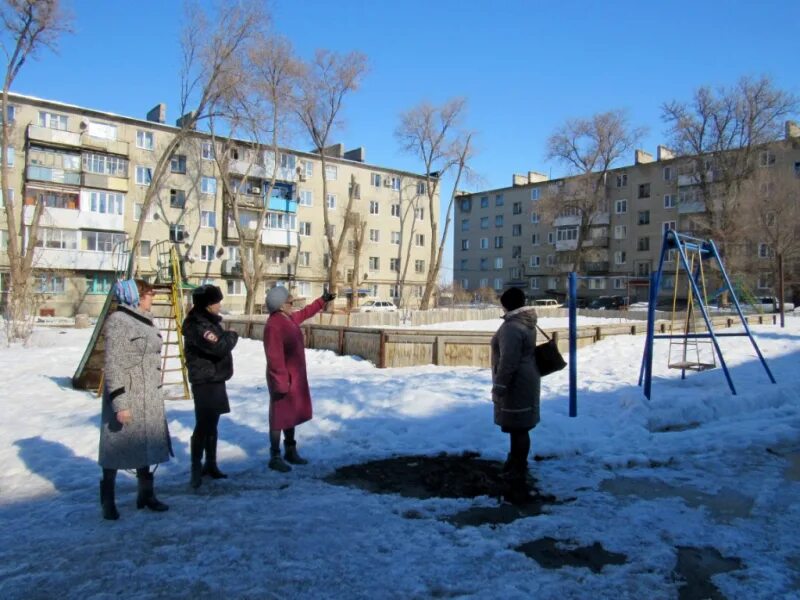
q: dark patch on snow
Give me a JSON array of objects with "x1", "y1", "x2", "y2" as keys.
[
  {"x1": 650, "y1": 421, "x2": 702, "y2": 433},
  {"x1": 325, "y1": 452, "x2": 559, "y2": 525},
  {"x1": 515, "y1": 537, "x2": 627, "y2": 573},
  {"x1": 672, "y1": 546, "x2": 743, "y2": 600}
]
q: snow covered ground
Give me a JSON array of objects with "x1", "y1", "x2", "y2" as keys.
[
  {"x1": 409, "y1": 315, "x2": 638, "y2": 331},
  {"x1": 1, "y1": 317, "x2": 799, "y2": 598}
]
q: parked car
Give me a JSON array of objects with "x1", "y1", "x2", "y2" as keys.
[
  {"x1": 357, "y1": 300, "x2": 398, "y2": 313},
  {"x1": 756, "y1": 297, "x2": 795, "y2": 312},
  {"x1": 531, "y1": 298, "x2": 563, "y2": 308},
  {"x1": 588, "y1": 296, "x2": 628, "y2": 310}
]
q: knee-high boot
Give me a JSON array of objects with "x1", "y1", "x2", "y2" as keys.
[
  {"x1": 100, "y1": 470, "x2": 119, "y2": 520},
  {"x1": 136, "y1": 469, "x2": 169, "y2": 512},
  {"x1": 202, "y1": 433, "x2": 228, "y2": 479},
  {"x1": 190, "y1": 434, "x2": 204, "y2": 489}
]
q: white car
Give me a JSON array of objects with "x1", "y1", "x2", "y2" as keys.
[
  {"x1": 357, "y1": 300, "x2": 397, "y2": 313},
  {"x1": 532, "y1": 299, "x2": 563, "y2": 308}
]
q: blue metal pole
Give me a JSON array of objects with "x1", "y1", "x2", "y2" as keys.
[
  {"x1": 568, "y1": 271, "x2": 577, "y2": 417},
  {"x1": 643, "y1": 271, "x2": 658, "y2": 399}
]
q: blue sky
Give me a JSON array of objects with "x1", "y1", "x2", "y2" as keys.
[{"x1": 11, "y1": 0, "x2": 799, "y2": 279}]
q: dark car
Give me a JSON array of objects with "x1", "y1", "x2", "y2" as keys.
[{"x1": 588, "y1": 295, "x2": 627, "y2": 310}]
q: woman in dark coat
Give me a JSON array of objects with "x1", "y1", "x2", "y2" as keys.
[
  {"x1": 183, "y1": 284, "x2": 239, "y2": 489},
  {"x1": 491, "y1": 287, "x2": 541, "y2": 497},
  {"x1": 262, "y1": 286, "x2": 336, "y2": 472},
  {"x1": 99, "y1": 279, "x2": 172, "y2": 520}
]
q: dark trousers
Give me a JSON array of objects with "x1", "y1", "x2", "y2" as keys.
[
  {"x1": 193, "y1": 403, "x2": 221, "y2": 439},
  {"x1": 508, "y1": 429, "x2": 531, "y2": 470}
]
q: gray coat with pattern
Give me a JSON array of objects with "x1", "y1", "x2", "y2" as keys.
[
  {"x1": 98, "y1": 305, "x2": 173, "y2": 469},
  {"x1": 491, "y1": 306, "x2": 541, "y2": 431}
]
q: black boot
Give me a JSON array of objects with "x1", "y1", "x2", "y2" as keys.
[
  {"x1": 190, "y1": 434, "x2": 204, "y2": 489},
  {"x1": 136, "y1": 470, "x2": 169, "y2": 512},
  {"x1": 268, "y1": 448, "x2": 292, "y2": 472},
  {"x1": 284, "y1": 440, "x2": 308, "y2": 465},
  {"x1": 100, "y1": 477, "x2": 119, "y2": 521},
  {"x1": 202, "y1": 433, "x2": 228, "y2": 479}
]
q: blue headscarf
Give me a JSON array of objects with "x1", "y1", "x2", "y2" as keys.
[{"x1": 113, "y1": 279, "x2": 140, "y2": 307}]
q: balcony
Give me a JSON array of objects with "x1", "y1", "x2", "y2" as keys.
[
  {"x1": 32, "y1": 248, "x2": 119, "y2": 271},
  {"x1": 261, "y1": 228, "x2": 298, "y2": 247},
  {"x1": 23, "y1": 205, "x2": 125, "y2": 231},
  {"x1": 27, "y1": 165, "x2": 81, "y2": 186},
  {"x1": 553, "y1": 214, "x2": 581, "y2": 227},
  {"x1": 82, "y1": 135, "x2": 129, "y2": 157},
  {"x1": 585, "y1": 235, "x2": 609, "y2": 248},
  {"x1": 677, "y1": 171, "x2": 713, "y2": 187},
  {"x1": 678, "y1": 201, "x2": 706, "y2": 214},
  {"x1": 27, "y1": 124, "x2": 81, "y2": 147},
  {"x1": 584, "y1": 261, "x2": 610, "y2": 275},
  {"x1": 82, "y1": 172, "x2": 128, "y2": 193},
  {"x1": 556, "y1": 262, "x2": 576, "y2": 273},
  {"x1": 221, "y1": 259, "x2": 242, "y2": 276},
  {"x1": 555, "y1": 239, "x2": 578, "y2": 252},
  {"x1": 230, "y1": 159, "x2": 267, "y2": 179},
  {"x1": 267, "y1": 197, "x2": 297, "y2": 213}
]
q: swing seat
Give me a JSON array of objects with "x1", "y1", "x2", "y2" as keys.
[{"x1": 668, "y1": 361, "x2": 716, "y2": 371}]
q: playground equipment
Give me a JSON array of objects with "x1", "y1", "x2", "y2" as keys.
[
  {"x1": 72, "y1": 241, "x2": 191, "y2": 400},
  {"x1": 638, "y1": 229, "x2": 776, "y2": 399}
]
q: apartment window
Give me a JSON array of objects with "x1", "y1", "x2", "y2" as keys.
[
  {"x1": 637, "y1": 237, "x2": 650, "y2": 251},
  {"x1": 267, "y1": 249, "x2": 287, "y2": 265},
  {"x1": 480, "y1": 196, "x2": 489, "y2": 208},
  {"x1": 529, "y1": 277, "x2": 540, "y2": 290},
  {"x1": 415, "y1": 233, "x2": 425, "y2": 247},
  {"x1": 87, "y1": 121, "x2": 117, "y2": 140},
  {"x1": 368, "y1": 256, "x2": 380, "y2": 271},
  {"x1": 300, "y1": 161, "x2": 312, "y2": 179},
  {"x1": 531, "y1": 233, "x2": 540, "y2": 246},
  {"x1": 391, "y1": 204, "x2": 400, "y2": 217},
  {"x1": 664, "y1": 194, "x2": 677, "y2": 209},
  {"x1": 298, "y1": 190, "x2": 313, "y2": 206},
  {"x1": 665, "y1": 249, "x2": 677, "y2": 263},
  {"x1": 613, "y1": 277, "x2": 624, "y2": 290},
  {"x1": 369, "y1": 201, "x2": 379, "y2": 215},
  {"x1": 495, "y1": 215, "x2": 504, "y2": 227},
  {"x1": 494, "y1": 236, "x2": 504, "y2": 249},
  {"x1": 480, "y1": 237, "x2": 489, "y2": 249},
  {"x1": 512, "y1": 224, "x2": 522, "y2": 236},
  {"x1": 493, "y1": 278, "x2": 503, "y2": 291},
  {"x1": 758, "y1": 272, "x2": 773, "y2": 290},
  {"x1": 279, "y1": 154, "x2": 296, "y2": 170},
  {"x1": 139, "y1": 240, "x2": 151, "y2": 258},
  {"x1": 369, "y1": 229, "x2": 380, "y2": 243},
  {"x1": 495, "y1": 194, "x2": 504, "y2": 206},
  {"x1": 386, "y1": 258, "x2": 399, "y2": 272},
  {"x1": 460, "y1": 279, "x2": 470, "y2": 291},
  {"x1": 169, "y1": 189, "x2": 186, "y2": 209},
  {"x1": 616, "y1": 173, "x2": 628, "y2": 187},
  {"x1": 135, "y1": 166, "x2": 152, "y2": 186},
  {"x1": 4, "y1": 105, "x2": 17, "y2": 123},
  {"x1": 480, "y1": 217, "x2": 489, "y2": 229},
  {"x1": 326, "y1": 224, "x2": 336, "y2": 238},
  {"x1": 200, "y1": 245, "x2": 215, "y2": 262},
  {"x1": 134, "y1": 203, "x2": 155, "y2": 222},
  {"x1": 83, "y1": 230, "x2": 125, "y2": 252},
  {"x1": 512, "y1": 245, "x2": 522, "y2": 259},
  {"x1": 546, "y1": 254, "x2": 556, "y2": 267},
  {"x1": 299, "y1": 221, "x2": 311, "y2": 236},
  {"x1": 417, "y1": 181, "x2": 426, "y2": 195},
  {"x1": 415, "y1": 207, "x2": 425, "y2": 220},
  {"x1": 637, "y1": 210, "x2": 650, "y2": 225},
  {"x1": 370, "y1": 173, "x2": 381, "y2": 187},
  {"x1": 36, "y1": 274, "x2": 65, "y2": 294},
  {"x1": 558, "y1": 227, "x2": 578, "y2": 241},
  {"x1": 390, "y1": 177, "x2": 401, "y2": 190},
  {"x1": 459, "y1": 259, "x2": 468, "y2": 271},
  {"x1": 324, "y1": 165, "x2": 338, "y2": 181},
  {"x1": 82, "y1": 190, "x2": 123, "y2": 216},
  {"x1": 663, "y1": 166, "x2": 672, "y2": 181},
  {"x1": 480, "y1": 257, "x2": 488, "y2": 271},
  {"x1": 5, "y1": 147, "x2": 13, "y2": 166},
  {"x1": 766, "y1": 212, "x2": 776, "y2": 227},
  {"x1": 588, "y1": 278, "x2": 606, "y2": 290},
  {"x1": 136, "y1": 130, "x2": 154, "y2": 150},
  {"x1": 201, "y1": 210, "x2": 216, "y2": 228},
  {"x1": 494, "y1": 257, "x2": 503, "y2": 270},
  {"x1": 35, "y1": 227, "x2": 78, "y2": 249},
  {"x1": 759, "y1": 151, "x2": 776, "y2": 167},
  {"x1": 794, "y1": 162, "x2": 800, "y2": 177},
  {"x1": 758, "y1": 243, "x2": 774, "y2": 259},
  {"x1": 226, "y1": 280, "x2": 245, "y2": 296},
  {"x1": 663, "y1": 221, "x2": 676, "y2": 234},
  {"x1": 460, "y1": 198, "x2": 471, "y2": 212},
  {"x1": 391, "y1": 231, "x2": 401, "y2": 245},
  {"x1": 169, "y1": 224, "x2": 186, "y2": 242},
  {"x1": 201, "y1": 177, "x2": 217, "y2": 195},
  {"x1": 512, "y1": 201, "x2": 522, "y2": 215},
  {"x1": 529, "y1": 255, "x2": 540, "y2": 268},
  {"x1": 638, "y1": 183, "x2": 651, "y2": 199},
  {"x1": 547, "y1": 277, "x2": 559, "y2": 290},
  {"x1": 38, "y1": 111, "x2": 68, "y2": 130},
  {"x1": 461, "y1": 219, "x2": 470, "y2": 232},
  {"x1": 327, "y1": 194, "x2": 337, "y2": 209},
  {"x1": 531, "y1": 188, "x2": 540, "y2": 201},
  {"x1": 170, "y1": 154, "x2": 187, "y2": 174},
  {"x1": 298, "y1": 251, "x2": 311, "y2": 267},
  {"x1": 266, "y1": 213, "x2": 296, "y2": 230},
  {"x1": 83, "y1": 152, "x2": 128, "y2": 177},
  {"x1": 531, "y1": 212, "x2": 540, "y2": 224},
  {"x1": 636, "y1": 262, "x2": 651, "y2": 277},
  {"x1": 614, "y1": 250, "x2": 627, "y2": 265},
  {"x1": 615, "y1": 199, "x2": 627, "y2": 214},
  {"x1": 87, "y1": 273, "x2": 115, "y2": 295},
  {"x1": 415, "y1": 259, "x2": 425, "y2": 274},
  {"x1": 201, "y1": 142, "x2": 215, "y2": 160},
  {"x1": 461, "y1": 239, "x2": 470, "y2": 250},
  {"x1": 479, "y1": 278, "x2": 489, "y2": 288},
  {"x1": 548, "y1": 232, "x2": 555, "y2": 244}
]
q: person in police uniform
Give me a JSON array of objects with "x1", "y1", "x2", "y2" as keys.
[{"x1": 182, "y1": 284, "x2": 239, "y2": 489}]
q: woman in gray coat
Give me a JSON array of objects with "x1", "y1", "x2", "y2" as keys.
[
  {"x1": 99, "y1": 279, "x2": 173, "y2": 520},
  {"x1": 491, "y1": 287, "x2": 540, "y2": 497}
]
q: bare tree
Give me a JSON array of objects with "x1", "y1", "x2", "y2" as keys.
[
  {"x1": 127, "y1": 0, "x2": 268, "y2": 277},
  {"x1": 396, "y1": 98, "x2": 475, "y2": 309},
  {"x1": 661, "y1": 75, "x2": 798, "y2": 264},
  {"x1": 295, "y1": 49, "x2": 367, "y2": 295},
  {"x1": 543, "y1": 109, "x2": 645, "y2": 273},
  {"x1": 1, "y1": 0, "x2": 70, "y2": 341},
  {"x1": 394, "y1": 177, "x2": 422, "y2": 309}
]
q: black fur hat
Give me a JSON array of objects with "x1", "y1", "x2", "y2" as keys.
[
  {"x1": 192, "y1": 284, "x2": 224, "y2": 309},
  {"x1": 500, "y1": 287, "x2": 526, "y2": 311}
]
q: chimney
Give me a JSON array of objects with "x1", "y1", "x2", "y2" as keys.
[
  {"x1": 786, "y1": 120, "x2": 800, "y2": 139},
  {"x1": 512, "y1": 174, "x2": 528, "y2": 186},
  {"x1": 527, "y1": 171, "x2": 548, "y2": 183},
  {"x1": 343, "y1": 147, "x2": 365, "y2": 162},
  {"x1": 320, "y1": 143, "x2": 344, "y2": 158},
  {"x1": 657, "y1": 145, "x2": 675, "y2": 161},
  {"x1": 175, "y1": 111, "x2": 197, "y2": 129},
  {"x1": 635, "y1": 149, "x2": 654, "y2": 164},
  {"x1": 146, "y1": 103, "x2": 166, "y2": 124}
]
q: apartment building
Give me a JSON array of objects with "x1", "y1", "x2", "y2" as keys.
[
  {"x1": 455, "y1": 124, "x2": 800, "y2": 303},
  {"x1": 0, "y1": 93, "x2": 437, "y2": 317}
]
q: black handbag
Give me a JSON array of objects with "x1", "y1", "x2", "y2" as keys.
[{"x1": 534, "y1": 325, "x2": 567, "y2": 376}]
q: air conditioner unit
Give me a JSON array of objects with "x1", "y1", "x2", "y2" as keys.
[
  {"x1": 383, "y1": 178, "x2": 391, "y2": 187},
  {"x1": 251, "y1": 187, "x2": 261, "y2": 195}
]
